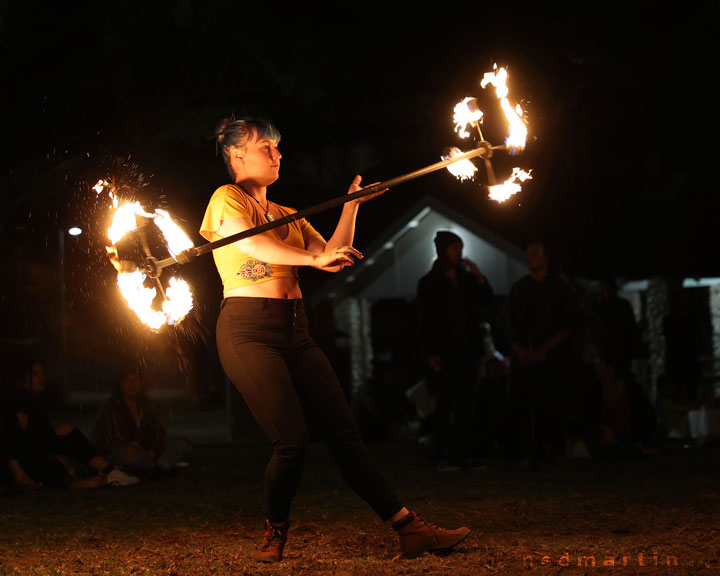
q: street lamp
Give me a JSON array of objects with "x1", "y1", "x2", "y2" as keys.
[{"x1": 58, "y1": 226, "x2": 82, "y2": 396}]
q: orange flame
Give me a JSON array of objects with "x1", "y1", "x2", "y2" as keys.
[
  {"x1": 453, "y1": 97, "x2": 483, "y2": 139},
  {"x1": 154, "y1": 209, "x2": 194, "y2": 258},
  {"x1": 116, "y1": 269, "x2": 168, "y2": 330},
  {"x1": 488, "y1": 168, "x2": 533, "y2": 202},
  {"x1": 96, "y1": 180, "x2": 194, "y2": 329},
  {"x1": 94, "y1": 180, "x2": 118, "y2": 208},
  {"x1": 446, "y1": 66, "x2": 531, "y2": 200},
  {"x1": 442, "y1": 147, "x2": 478, "y2": 181},
  {"x1": 480, "y1": 66, "x2": 527, "y2": 153},
  {"x1": 163, "y1": 277, "x2": 194, "y2": 325}
]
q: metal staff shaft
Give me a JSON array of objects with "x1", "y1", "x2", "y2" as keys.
[{"x1": 146, "y1": 144, "x2": 499, "y2": 277}]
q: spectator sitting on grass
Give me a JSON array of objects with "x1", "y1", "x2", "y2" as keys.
[
  {"x1": 2, "y1": 360, "x2": 139, "y2": 492},
  {"x1": 93, "y1": 367, "x2": 192, "y2": 475},
  {"x1": 352, "y1": 359, "x2": 417, "y2": 444},
  {"x1": 474, "y1": 356, "x2": 510, "y2": 459},
  {"x1": 578, "y1": 351, "x2": 661, "y2": 460}
]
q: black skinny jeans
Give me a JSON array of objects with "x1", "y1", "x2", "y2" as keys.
[{"x1": 216, "y1": 297, "x2": 403, "y2": 523}]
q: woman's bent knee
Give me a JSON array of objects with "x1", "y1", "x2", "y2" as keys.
[{"x1": 274, "y1": 435, "x2": 308, "y2": 466}]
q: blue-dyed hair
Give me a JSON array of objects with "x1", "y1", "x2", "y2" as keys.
[{"x1": 215, "y1": 116, "x2": 281, "y2": 179}]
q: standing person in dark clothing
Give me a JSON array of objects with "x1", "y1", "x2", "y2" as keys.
[
  {"x1": 597, "y1": 277, "x2": 642, "y2": 380},
  {"x1": 416, "y1": 230, "x2": 494, "y2": 470},
  {"x1": 93, "y1": 367, "x2": 192, "y2": 474},
  {"x1": 501, "y1": 241, "x2": 577, "y2": 468},
  {"x1": 663, "y1": 290, "x2": 703, "y2": 403}
]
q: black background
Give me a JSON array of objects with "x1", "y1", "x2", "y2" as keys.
[{"x1": 1, "y1": 2, "x2": 718, "y2": 379}]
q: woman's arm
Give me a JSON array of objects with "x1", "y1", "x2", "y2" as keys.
[
  {"x1": 320, "y1": 175, "x2": 385, "y2": 252},
  {"x1": 304, "y1": 175, "x2": 385, "y2": 271},
  {"x1": 217, "y1": 216, "x2": 360, "y2": 269},
  {"x1": 322, "y1": 176, "x2": 361, "y2": 251}
]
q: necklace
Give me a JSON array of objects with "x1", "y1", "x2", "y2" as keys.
[
  {"x1": 238, "y1": 185, "x2": 275, "y2": 221},
  {"x1": 260, "y1": 198, "x2": 275, "y2": 222}
]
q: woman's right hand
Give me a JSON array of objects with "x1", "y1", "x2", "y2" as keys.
[
  {"x1": 346, "y1": 175, "x2": 387, "y2": 207},
  {"x1": 312, "y1": 246, "x2": 362, "y2": 271}
]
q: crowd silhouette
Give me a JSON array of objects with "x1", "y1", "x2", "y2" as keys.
[
  {"x1": 354, "y1": 233, "x2": 718, "y2": 471},
  {"x1": 2, "y1": 232, "x2": 718, "y2": 494},
  {"x1": 1, "y1": 361, "x2": 190, "y2": 494}
]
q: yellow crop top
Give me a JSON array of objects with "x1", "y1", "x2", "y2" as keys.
[{"x1": 199, "y1": 184, "x2": 322, "y2": 291}]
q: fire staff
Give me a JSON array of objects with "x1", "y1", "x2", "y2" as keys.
[{"x1": 200, "y1": 116, "x2": 470, "y2": 563}]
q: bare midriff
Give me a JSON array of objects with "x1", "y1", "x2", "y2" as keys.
[{"x1": 224, "y1": 276, "x2": 302, "y2": 300}]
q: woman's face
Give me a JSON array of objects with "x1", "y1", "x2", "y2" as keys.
[{"x1": 233, "y1": 132, "x2": 282, "y2": 186}]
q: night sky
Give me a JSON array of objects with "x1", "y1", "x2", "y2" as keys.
[{"x1": 1, "y1": 2, "x2": 718, "y2": 378}]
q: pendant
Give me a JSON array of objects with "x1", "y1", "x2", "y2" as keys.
[{"x1": 265, "y1": 212, "x2": 275, "y2": 222}]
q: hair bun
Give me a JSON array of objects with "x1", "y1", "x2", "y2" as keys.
[{"x1": 215, "y1": 117, "x2": 235, "y2": 142}]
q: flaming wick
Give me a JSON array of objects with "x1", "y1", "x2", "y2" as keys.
[
  {"x1": 96, "y1": 181, "x2": 195, "y2": 329},
  {"x1": 480, "y1": 65, "x2": 528, "y2": 154},
  {"x1": 488, "y1": 168, "x2": 533, "y2": 202}
]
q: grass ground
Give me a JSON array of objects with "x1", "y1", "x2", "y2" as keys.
[{"x1": 1, "y1": 411, "x2": 719, "y2": 575}]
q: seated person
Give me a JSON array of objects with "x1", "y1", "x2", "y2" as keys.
[
  {"x1": 352, "y1": 360, "x2": 416, "y2": 444},
  {"x1": 93, "y1": 367, "x2": 192, "y2": 474},
  {"x1": 655, "y1": 373, "x2": 693, "y2": 440},
  {"x1": 577, "y1": 351, "x2": 661, "y2": 459},
  {"x1": 2, "y1": 360, "x2": 139, "y2": 492},
  {"x1": 474, "y1": 356, "x2": 510, "y2": 458}
]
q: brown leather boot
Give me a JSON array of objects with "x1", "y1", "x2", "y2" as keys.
[
  {"x1": 392, "y1": 511, "x2": 470, "y2": 557},
  {"x1": 253, "y1": 519, "x2": 290, "y2": 563}
]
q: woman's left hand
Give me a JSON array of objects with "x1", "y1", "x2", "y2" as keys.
[
  {"x1": 346, "y1": 175, "x2": 387, "y2": 207},
  {"x1": 313, "y1": 246, "x2": 361, "y2": 270}
]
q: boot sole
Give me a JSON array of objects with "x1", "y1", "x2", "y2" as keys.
[
  {"x1": 254, "y1": 556, "x2": 282, "y2": 563},
  {"x1": 401, "y1": 528, "x2": 471, "y2": 558}
]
